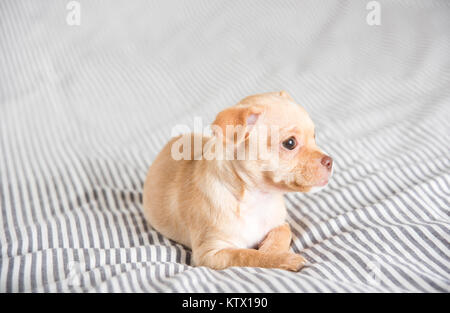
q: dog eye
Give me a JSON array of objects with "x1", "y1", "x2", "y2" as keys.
[{"x1": 282, "y1": 137, "x2": 297, "y2": 150}]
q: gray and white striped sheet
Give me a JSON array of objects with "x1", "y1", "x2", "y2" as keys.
[{"x1": 1, "y1": 0, "x2": 449, "y2": 293}]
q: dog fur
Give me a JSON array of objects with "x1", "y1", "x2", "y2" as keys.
[{"x1": 142, "y1": 91, "x2": 333, "y2": 271}]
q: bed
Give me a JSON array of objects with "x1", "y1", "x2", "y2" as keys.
[{"x1": 0, "y1": 0, "x2": 449, "y2": 292}]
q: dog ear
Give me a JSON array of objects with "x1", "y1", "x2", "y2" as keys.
[
  {"x1": 212, "y1": 105, "x2": 264, "y2": 145},
  {"x1": 279, "y1": 90, "x2": 294, "y2": 101}
]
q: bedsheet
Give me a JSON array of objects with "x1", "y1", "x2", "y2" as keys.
[{"x1": 0, "y1": 0, "x2": 449, "y2": 292}]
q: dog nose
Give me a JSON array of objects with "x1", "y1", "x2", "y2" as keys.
[{"x1": 321, "y1": 155, "x2": 333, "y2": 171}]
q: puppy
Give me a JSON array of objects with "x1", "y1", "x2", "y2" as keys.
[{"x1": 142, "y1": 91, "x2": 333, "y2": 271}]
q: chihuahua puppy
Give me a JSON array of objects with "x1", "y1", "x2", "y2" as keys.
[{"x1": 143, "y1": 91, "x2": 333, "y2": 271}]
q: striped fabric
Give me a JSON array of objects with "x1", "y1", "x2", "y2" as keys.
[{"x1": 1, "y1": 0, "x2": 449, "y2": 293}]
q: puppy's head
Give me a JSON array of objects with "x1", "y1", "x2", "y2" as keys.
[{"x1": 212, "y1": 91, "x2": 333, "y2": 193}]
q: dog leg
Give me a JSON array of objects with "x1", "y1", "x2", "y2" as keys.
[
  {"x1": 258, "y1": 223, "x2": 292, "y2": 253},
  {"x1": 194, "y1": 245, "x2": 305, "y2": 272}
]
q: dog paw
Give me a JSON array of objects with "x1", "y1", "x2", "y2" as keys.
[{"x1": 277, "y1": 252, "x2": 306, "y2": 272}]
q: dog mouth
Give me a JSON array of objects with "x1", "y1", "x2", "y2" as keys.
[
  {"x1": 309, "y1": 165, "x2": 333, "y2": 188},
  {"x1": 269, "y1": 169, "x2": 332, "y2": 193},
  {"x1": 316, "y1": 178, "x2": 329, "y2": 187},
  {"x1": 290, "y1": 175, "x2": 330, "y2": 192},
  {"x1": 287, "y1": 181, "x2": 317, "y2": 192}
]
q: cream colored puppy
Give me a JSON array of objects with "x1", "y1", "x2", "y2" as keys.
[{"x1": 143, "y1": 91, "x2": 333, "y2": 271}]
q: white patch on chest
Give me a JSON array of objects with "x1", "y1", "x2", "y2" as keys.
[{"x1": 233, "y1": 191, "x2": 286, "y2": 249}]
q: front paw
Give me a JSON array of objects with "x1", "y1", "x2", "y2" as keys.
[{"x1": 276, "y1": 252, "x2": 306, "y2": 272}]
